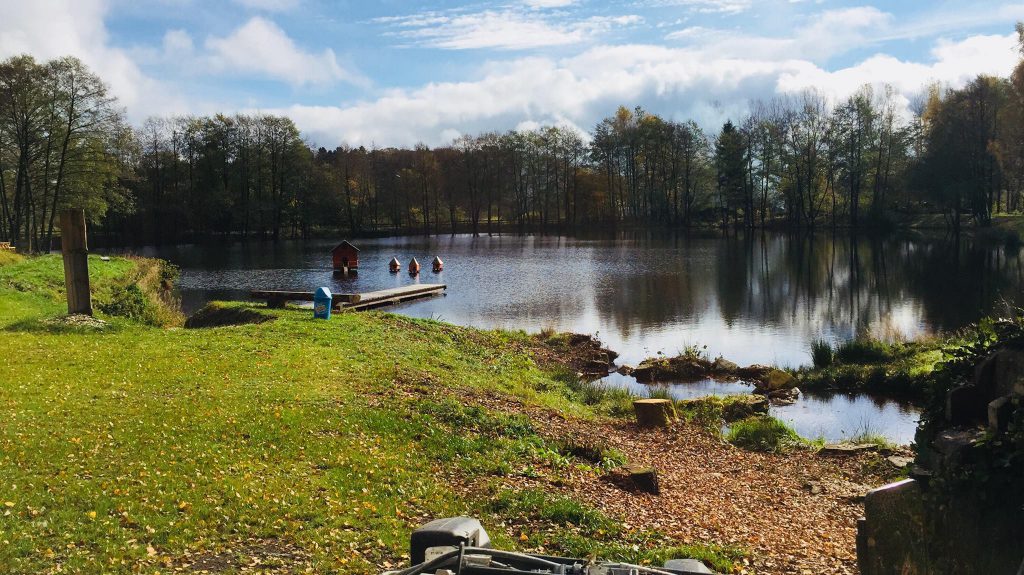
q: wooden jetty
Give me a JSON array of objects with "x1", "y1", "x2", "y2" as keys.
[{"x1": 251, "y1": 284, "x2": 446, "y2": 311}]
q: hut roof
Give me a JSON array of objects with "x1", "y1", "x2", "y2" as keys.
[{"x1": 332, "y1": 240, "x2": 360, "y2": 253}]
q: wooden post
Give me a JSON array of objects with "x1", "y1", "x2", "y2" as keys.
[
  {"x1": 633, "y1": 399, "x2": 676, "y2": 428},
  {"x1": 624, "y1": 465, "x2": 660, "y2": 495},
  {"x1": 60, "y1": 209, "x2": 92, "y2": 316}
]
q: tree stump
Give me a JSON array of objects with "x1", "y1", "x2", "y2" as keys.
[
  {"x1": 624, "y1": 465, "x2": 660, "y2": 495},
  {"x1": 633, "y1": 398, "x2": 675, "y2": 428}
]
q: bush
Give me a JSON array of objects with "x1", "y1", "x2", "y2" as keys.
[
  {"x1": 810, "y1": 339, "x2": 834, "y2": 368},
  {"x1": 99, "y1": 284, "x2": 155, "y2": 323},
  {"x1": 726, "y1": 416, "x2": 804, "y2": 452}
]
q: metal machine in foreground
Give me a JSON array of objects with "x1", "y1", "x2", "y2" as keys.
[{"x1": 382, "y1": 517, "x2": 716, "y2": 575}]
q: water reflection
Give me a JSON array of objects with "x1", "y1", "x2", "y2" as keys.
[
  {"x1": 136, "y1": 231, "x2": 1022, "y2": 367},
  {"x1": 129, "y1": 231, "x2": 1020, "y2": 442},
  {"x1": 598, "y1": 373, "x2": 920, "y2": 443}
]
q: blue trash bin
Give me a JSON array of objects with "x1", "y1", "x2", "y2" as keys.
[{"x1": 313, "y1": 287, "x2": 332, "y2": 320}]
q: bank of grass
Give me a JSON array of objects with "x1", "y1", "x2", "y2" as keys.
[
  {"x1": 726, "y1": 416, "x2": 813, "y2": 453},
  {"x1": 798, "y1": 334, "x2": 950, "y2": 397},
  {"x1": 0, "y1": 255, "x2": 742, "y2": 574}
]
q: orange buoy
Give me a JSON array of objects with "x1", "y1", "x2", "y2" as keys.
[
  {"x1": 408, "y1": 257, "x2": 421, "y2": 275},
  {"x1": 388, "y1": 257, "x2": 401, "y2": 273},
  {"x1": 432, "y1": 256, "x2": 443, "y2": 272}
]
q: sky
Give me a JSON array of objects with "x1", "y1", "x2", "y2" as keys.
[{"x1": 1, "y1": 0, "x2": 1023, "y2": 148}]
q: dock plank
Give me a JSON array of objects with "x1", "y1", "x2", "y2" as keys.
[
  {"x1": 342, "y1": 284, "x2": 446, "y2": 310},
  {"x1": 250, "y1": 284, "x2": 445, "y2": 310}
]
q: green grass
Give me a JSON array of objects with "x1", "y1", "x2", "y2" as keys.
[
  {"x1": 799, "y1": 333, "x2": 951, "y2": 398},
  {"x1": 810, "y1": 339, "x2": 834, "y2": 368},
  {"x1": 726, "y1": 416, "x2": 807, "y2": 453},
  {"x1": 0, "y1": 255, "x2": 743, "y2": 574}
]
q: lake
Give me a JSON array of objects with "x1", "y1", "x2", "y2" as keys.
[{"x1": 133, "y1": 231, "x2": 1024, "y2": 444}]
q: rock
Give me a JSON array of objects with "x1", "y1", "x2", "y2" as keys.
[
  {"x1": 988, "y1": 394, "x2": 1017, "y2": 434},
  {"x1": 616, "y1": 364, "x2": 635, "y2": 376},
  {"x1": 857, "y1": 479, "x2": 927, "y2": 575},
  {"x1": 711, "y1": 357, "x2": 739, "y2": 374},
  {"x1": 721, "y1": 395, "x2": 769, "y2": 421},
  {"x1": 931, "y1": 428, "x2": 985, "y2": 472},
  {"x1": 974, "y1": 348, "x2": 1024, "y2": 399},
  {"x1": 804, "y1": 481, "x2": 823, "y2": 495},
  {"x1": 602, "y1": 348, "x2": 620, "y2": 362},
  {"x1": 632, "y1": 399, "x2": 676, "y2": 428},
  {"x1": 765, "y1": 369, "x2": 796, "y2": 391},
  {"x1": 736, "y1": 364, "x2": 772, "y2": 381},
  {"x1": 886, "y1": 456, "x2": 914, "y2": 469},
  {"x1": 633, "y1": 356, "x2": 710, "y2": 383},
  {"x1": 945, "y1": 384, "x2": 988, "y2": 426},
  {"x1": 768, "y1": 387, "x2": 800, "y2": 405},
  {"x1": 820, "y1": 443, "x2": 878, "y2": 456}
]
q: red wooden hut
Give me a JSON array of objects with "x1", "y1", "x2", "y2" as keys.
[{"x1": 332, "y1": 241, "x2": 360, "y2": 271}]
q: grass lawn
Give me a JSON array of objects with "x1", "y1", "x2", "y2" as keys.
[{"x1": 0, "y1": 255, "x2": 740, "y2": 574}]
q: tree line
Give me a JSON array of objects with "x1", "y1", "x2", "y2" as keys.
[{"x1": 3, "y1": 30, "x2": 1024, "y2": 250}]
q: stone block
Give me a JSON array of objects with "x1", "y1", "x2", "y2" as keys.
[
  {"x1": 946, "y1": 384, "x2": 988, "y2": 425},
  {"x1": 857, "y1": 479, "x2": 927, "y2": 575},
  {"x1": 988, "y1": 395, "x2": 1016, "y2": 434}
]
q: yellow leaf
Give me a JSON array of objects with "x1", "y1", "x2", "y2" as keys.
[{"x1": 87, "y1": 511, "x2": 97, "y2": 519}]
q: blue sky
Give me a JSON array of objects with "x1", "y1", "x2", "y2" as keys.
[{"x1": 2, "y1": 0, "x2": 1023, "y2": 146}]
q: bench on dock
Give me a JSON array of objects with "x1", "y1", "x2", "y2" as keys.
[{"x1": 251, "y1": 284, "x2": 446, "y2": 310}]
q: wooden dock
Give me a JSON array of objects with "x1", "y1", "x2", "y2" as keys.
[{"x1": 251, "y1": 284, "x2": 446, "y2": 310}]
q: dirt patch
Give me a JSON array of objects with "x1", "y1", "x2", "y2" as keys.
[
  {"x1": 185, "y1": 303, "x2": 275, "y2": 329},
  {"x1": 178, "y1": 539, "x2": 309, "y2": 573}
]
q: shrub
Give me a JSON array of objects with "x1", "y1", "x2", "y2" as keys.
[
  {"x1": 99, "y1": 284, "x2": 155, "y2": 323},
  {"x1": 726, "y1": 416, "x2": 804, "y2": 452},
  {"x1": 810, "y1": 339, "x2": 834, "y2": 368}
]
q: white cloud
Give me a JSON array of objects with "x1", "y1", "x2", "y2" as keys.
[
  {"x1": 162, "y1": 29, "x2": 194, "y2": 56},
  {"x1": 231, "y1": 0, "x2": 300, "y2": 12},
  {"x1": 777, "y1": 33, "x2": 1019, "y2": 98},
  {"x1": 642, "y1": 0, "x2": 751, "y2": 15},
  {"x1": 666, "y1": 6, "x2": 891, "y2": 63},
  {"x1": 378, "y1": 9, "x2": 642, "y2": 50},
  {"x1": 523, "y1": 0, "x2": 578, "y2": 7},
  {"x1": 205, "y1": 17, "x2": 361, "y2": 86},
  {"x1": 0, "y1": 0, "x2": 187, "y2": 120},
  {"x1": 273, "y1": 32, "x2": 1018, "y2": 149}
]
